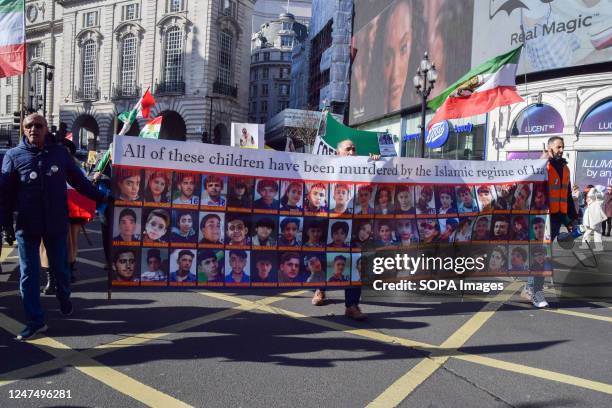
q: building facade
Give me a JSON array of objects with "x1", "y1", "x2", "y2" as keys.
[
  {"x1": 350, "y1": 0, "x2": 612, "y2": 181},
  {"x1": 0, "y1": 0, "x2": 256, "y2": 149},
  {"x1": 488, "y1": 72, "x2": 612, "y2": 188},
  {"x1": 251, "y1": 0, "x2": 310, "y2": 34},
  {"x1": 307, "y1": 0, "x2": 352, "y2": 115},
  {"x1": 248, "y1": 12, "x2": 307, "y2": 124}
]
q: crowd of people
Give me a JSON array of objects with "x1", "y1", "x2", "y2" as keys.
[
  {"x1": 572, "y1": 183, "x2": 612, "y2": 251},
  {"x1": 2, "y1": 115, "x2": 610, "y2": 341}
]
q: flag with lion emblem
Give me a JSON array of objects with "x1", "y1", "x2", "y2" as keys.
[{"x1": 428, "y1": 46, "x2": 523, "y2": 128}]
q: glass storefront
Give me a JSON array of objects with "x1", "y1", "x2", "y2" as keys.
[{"x1": 402, "y1": 112, "x2": 487, "y2": 160}]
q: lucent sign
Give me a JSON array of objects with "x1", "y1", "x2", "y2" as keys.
[
  {"x1": 512, "y1": 104, "x2": 564, "y2": 136},
  {"x1": 580, "y1": 100, "x2": 612, "y2": 133}
]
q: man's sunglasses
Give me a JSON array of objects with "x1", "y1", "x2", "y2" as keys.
[{"x1": 24, "y1": 123, "x2": 44, "y2": 129}]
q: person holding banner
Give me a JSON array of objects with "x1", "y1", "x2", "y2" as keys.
[
  {"x1": 522, "y1": 136, "x2": 577, "y2": 308},
  {"x1": 312, "y1": 139, "x2": 379, "y2": 321}
]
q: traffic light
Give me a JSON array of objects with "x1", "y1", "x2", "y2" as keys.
[{"x1": 12, "y1": 111, "x2": 20, "y2": 130}]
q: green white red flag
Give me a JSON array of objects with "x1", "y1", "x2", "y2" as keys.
[
  {"x1": 117, "y1": 88, "x2": 156, "y2": 135},
  {"x1": 139, "y1": 116, "x2": 162, "y2": 139},
  {"x1": 427, "y1": 46, "x2": 523, "y2": 128},
  {"x1": 0, "y1": 0, "x2": 26, "y2": 78},
  {"x1": 95, "y1": 88, "x2": 156, "y2": 172}
]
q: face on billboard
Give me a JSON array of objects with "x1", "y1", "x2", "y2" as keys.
[{"x1": 350, "y1": 0, "x2": 474, "y2": 125}]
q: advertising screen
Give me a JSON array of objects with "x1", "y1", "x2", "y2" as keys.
[
  {"x1": 350, "y1": 0, "x2": 474, "y2": 125},
  {"x1": 472, "y1": 0, "x2": 612, "y2": 74}
]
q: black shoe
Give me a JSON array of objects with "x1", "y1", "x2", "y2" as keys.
[
  {"x1": 42, "y1": 269, "x2": 56, "y2": 295},
  {"x1": 60, "y1": 300, "x2": 73, "y2": 316},
  {"x1": 16, "y1": 323, "x2": 48, "y2": 341}
]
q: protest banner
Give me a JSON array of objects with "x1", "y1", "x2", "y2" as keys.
[{"x1": 110, "y1": 135, "x2": 552, "y2": 288}]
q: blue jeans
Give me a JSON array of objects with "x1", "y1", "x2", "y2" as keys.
[
  {"x1": 527, "y1": 214, "x2": 563, "y2": 293},
  {"x1": 17, "y1": 231, "x2": 70, "y2": 326},
  {"x1": 344, "y1": 287, "x2": 362, "y2": 308},
  {"x1": 318, "y1": 287, "x2": 362, "y2": 308}
]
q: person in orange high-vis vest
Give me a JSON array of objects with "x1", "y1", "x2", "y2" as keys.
[{"x1": 523, "y1": 136, "x2": 577, "y2": 308}]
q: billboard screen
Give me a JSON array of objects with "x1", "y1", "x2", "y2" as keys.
[
  {"x1": 472, "y1": 0, "x2": 612, "y2": 74},
  {"x1": 349, "y1": 0, "x2": 474, "y2": 125}
]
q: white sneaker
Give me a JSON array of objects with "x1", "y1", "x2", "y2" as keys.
[
  {"x1": 521, "y1": 285, "x2": 533, "y2": 301},
  {"x1": 532, "y1": 291, "x2": 549, "y2": 308}
]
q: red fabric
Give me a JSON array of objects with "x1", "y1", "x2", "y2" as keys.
[
  {"x1": 0, "y1": 43, "x2": 26, "y2": 78},
  {"x1": 429, "y1": 86, "x2": 523, "y2": 128},
  {"x1": 67, "y1": 189, "x2": 96, "y2": 222},
  {"x1": 141, "y1": 89, "x2": 156, "y2": 119}
]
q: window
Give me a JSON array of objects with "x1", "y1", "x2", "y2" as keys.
[
  {"x1": 279, "y1": 84, "x2": 289, "y2": 97},
  {"x1": 262, "y1": 67, "x2": 268, "y2": 79},
  {"x1": 279, "y1": 67, "x2": 289, "y2": 79},
  {"x1": 29, "y1": 43, "x2": 42, "y2": 60},
  {"x1": 250, "y1": 69, "x2": 256, "y2": 81},
  {"x1": 281, "y1": 52, "x2": 290, "y2": 61},
  {"x1": 216, "y1": 30, "x2": 233, "y2": 85},
  {"x1": 120, "y1": 34, "x2": 137, "y2": 94},
  {"x1": 83, "y1": 11, "x2": 98, "y2": 27},
  {"x1": 221, "y1": 0, "x2": 237, "y2": 17},
  {"x1": 6, "y1": 77, "x2": 11, "y2": 85},
  {"x1": 263, "y1": 52, "x2": 269, "y2": 61},
  {"x1": 163, "y1": 26, "x2": 183, "y2": 83},
  {"x1": 122, "y1": 4, "x2": 139, "y2": 21},
  {"x1": 81, "y1": 39, "x2": 98, "y2": 98},
  {"x1": 251, "y1": 84, "x2": 257, "y2": 97},
  {"x1": 253, "y1": 53, "x2": 259, "y2": 62},
  {"x1": 5, "y1": 95, "x2": 11, "y2": 114},
  {"x1": 262, "y1": 84, "x2": 268, "y2": 97},
  {"x1": 281, "y1": 36, "x2": 293, "y2": 48},
  {"x1": 261, "y1": 100, "x2": 267, "y2": 113},
  {"x1": 279, "y1": 101, "x2": 289, "y2": 112},
  {"x1": 33, "y1": 69, "x2": 43, "y2": 99},
  {"x1": 251, "y1": 101, "x2": 257, "y2": 113},
  {"x1": 168, "y1": 0, "x2": 184, "y2": 12}
]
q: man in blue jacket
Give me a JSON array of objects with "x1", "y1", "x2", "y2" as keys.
[{"x1": 0, "y1": 113, "x2": 110, "y2": 341}]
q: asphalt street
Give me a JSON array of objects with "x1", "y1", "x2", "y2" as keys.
[{"x1": 0, "y1": 220, "x2": 611, "y2": 408}]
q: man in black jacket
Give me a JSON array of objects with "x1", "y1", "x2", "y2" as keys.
[{"x1": 0, "y1": 113, "x2": 110, "y2": 341}]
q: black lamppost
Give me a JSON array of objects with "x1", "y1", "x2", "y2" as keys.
[
  {"x1": 32, "y1": 61, "x2": 54, "y2": 120},
  {"x1": 413, "y1": 52, "x2": 437, "y2": 158},
  {"x1": 205, "y1": 95, "x2": 220, "y2": 143},
  {"x1": 28, "y1": 86, "x2": 35, "y2": 111}
]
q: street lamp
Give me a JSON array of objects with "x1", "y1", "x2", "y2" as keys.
[
  {"x1": 32, "y1": 61, "x2": 54, "y2": 121},
  {"x1": 28, "y1": 86, "x2": 35, "y2": 112},
  {"x1": 413, "y1": 52, "x2": 437, "y2": 158},
  {"x1": 205, "y1": 94, "x2": 220, "y2": 143}
]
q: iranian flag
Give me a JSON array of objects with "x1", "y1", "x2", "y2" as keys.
[
  {"x1": 117, "y1": 88, "x2": 156, "y2": 135},
  {"x1": 428, "y1": 47, "x2": 523, "y2": 128},
  {"x1": 139, "y1": 116, "x2": 162, "y2": 139},
  {"x1": 0, "y1": 0, "x2": 25, "y2": 78},
  {"x1": 94, "y1": 88, "x2": 156, "y2": 172}
]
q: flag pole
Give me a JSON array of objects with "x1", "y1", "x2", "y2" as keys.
[{"x1": 18, "y1": 0, "x2": 26, "y2": 140}]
